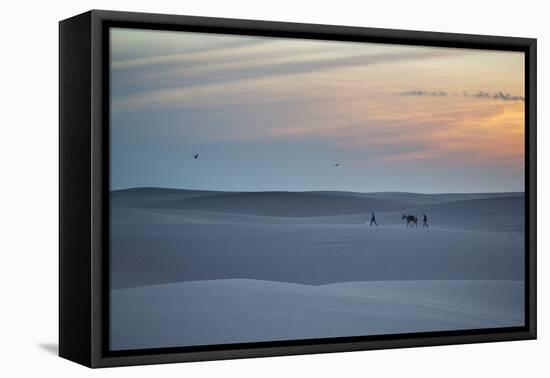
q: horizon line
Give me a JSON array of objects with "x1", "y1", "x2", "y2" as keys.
[{"x1": 110, "y1": 186, "x2": 525, "y2": 196}]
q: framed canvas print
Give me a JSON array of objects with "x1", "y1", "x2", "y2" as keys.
[{"x1": 59, "y1": 10, "x2": 537, "y2": 368}]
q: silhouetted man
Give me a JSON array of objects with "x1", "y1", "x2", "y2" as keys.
[
  {"x1": 423, "y1": 214, "x2": 429, "y2": 228},
  {"x1": 370, "y1": 212, "x2": 378, "y2": 227}
]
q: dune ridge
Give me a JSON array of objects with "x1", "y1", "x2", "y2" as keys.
[{"x1": 111, "y1": 278, "x2": 524, "y2": 350}]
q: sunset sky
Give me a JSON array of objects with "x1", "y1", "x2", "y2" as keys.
[{"x1": 110, "y1": 27, "x2": 525, "y2": 193}]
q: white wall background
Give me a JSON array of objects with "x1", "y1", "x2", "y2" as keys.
[{"x1": 0, "y1": 0, "x2": 546, "y2": 376}]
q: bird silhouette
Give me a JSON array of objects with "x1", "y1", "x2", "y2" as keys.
[
  {"x1": 334, "y1": 163, "x2": 340, "y2": 167},
  {"x1": 193, "y1": 154, "x2": 199, "y2": 159}
]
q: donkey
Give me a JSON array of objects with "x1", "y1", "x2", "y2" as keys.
[{"x1": 401, "y1": 214, "x2": 418, "y2": 228}]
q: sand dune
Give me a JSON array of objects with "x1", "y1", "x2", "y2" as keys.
[
  {"x1": 314, "y1": 191, "x2": 522, "y2": 206},
  {"x1": 145, "y1": 191, "x2": 413, "y2": 217},
  {"x1": 111, "y1": 279, "x2": 524, "y2": 350},
  {"x1": 111, "y1": 206, "x2": 373, "y2": 226},
  {"x1": 110, "y1": 222, "x2": 524, "y2": 289},
  {"x1": 109, "y1": 188, "x2": 526, "y2": 349},
  {"x1": 112, "y1": 187, "x2": 522, "y2": 213},
  {"x1": 111, "y1": 187, "x2": 227, "y2": 208},
  {"x1": 110, "y1": 189, "x2": 525, "y2": 289},
  {"x1": 379, "y1": 195, "x2": 525, "y2": 230},
  {"x1": 112, "y1": 194, "x2": 524, "y2": 229}
]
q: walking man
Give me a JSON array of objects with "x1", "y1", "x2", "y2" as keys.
[
  {"x1": 422, "y1": 214, "x2": 429, "y2": 228},
  {"x1": 370, "y1": 212, "x2": 378, "y2": 227}
]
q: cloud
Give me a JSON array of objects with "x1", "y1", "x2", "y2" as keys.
[
  {"x1": 110, "y1": 28, "x2": 271, "y2": 63},
  {"x1": 113, "y1": 49, "x2": 460, "y2": 113},
  {"x1": 396, "y1": 89, "x2": 524, "y2": 102},
  {"x1": 112, "y1": 39, "x2": 271, "y2": 69},
  {"x1": 111, "y1": 30, "x2": 468, "y2": 111},
  {"x1": 466, "y1": 90, "x2": 525, "y2": 101},
  {"x1": 396, "y1": 90, "x2": 448, "y2": 97}
]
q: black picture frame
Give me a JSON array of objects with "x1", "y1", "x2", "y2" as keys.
[{"x1": 59, "y1": 9, "x2": 537, "y2": 368}]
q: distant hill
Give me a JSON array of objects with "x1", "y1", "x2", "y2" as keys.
[
  {"x1": 314, "y1": 191, "x2": 524, "y2": 206},
  {"x1": 111, "y1": 187, "x2": 524, "y2": 219},
  {"x1": 411, "y1": 195, "x2": 525, "y2": 229},
  {"x1": 111, "y1": 187, "x2": 227, "y2": 208},
  {"x1": 378, "y1": 194, "x2": 525, "y2": 229},
  {"x1": 144, "y1": 191, "x2": 413, "y2": 217}
]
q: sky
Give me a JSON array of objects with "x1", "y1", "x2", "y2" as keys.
[{"x1": 110, "y1": 27, "x2": 525, "y2": 193}]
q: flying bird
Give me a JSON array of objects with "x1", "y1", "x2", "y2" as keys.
[
  {"x1": 334, "y1": 163, "x2": 341, "y2": 167},
  {"x1": 193, "y1": 153, "x2": 199, "y2": 159}
]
